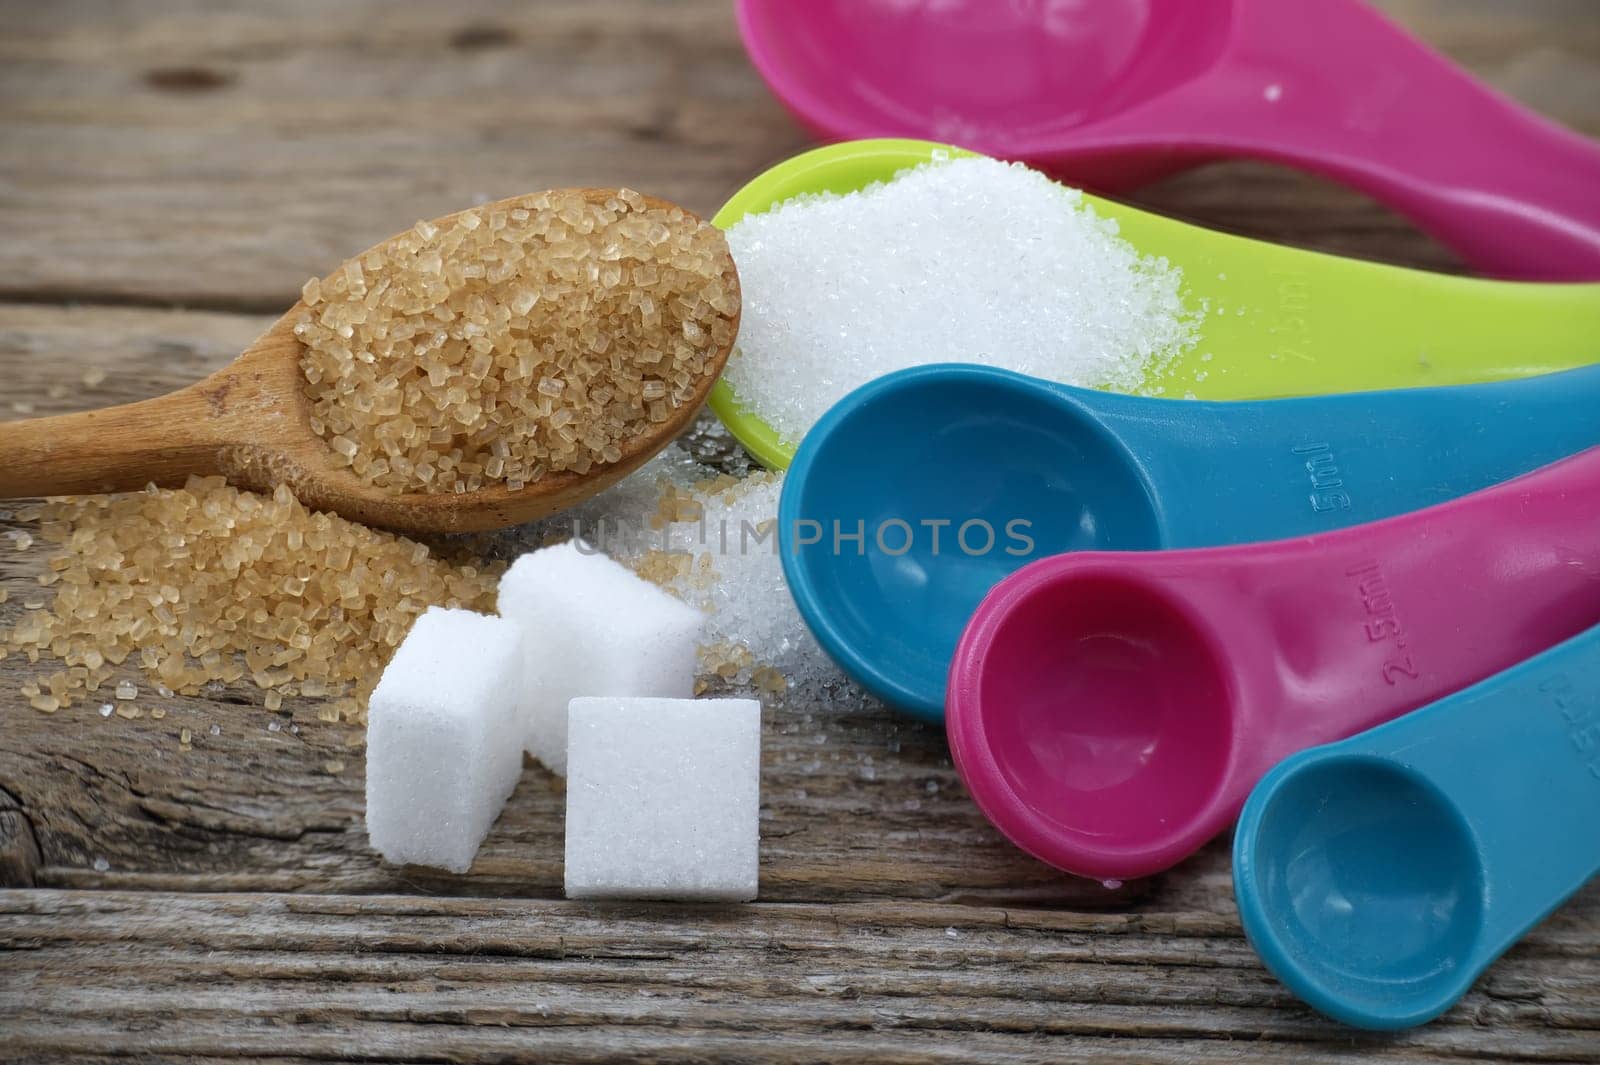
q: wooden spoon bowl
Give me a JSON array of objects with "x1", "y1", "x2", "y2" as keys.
[{"x1": 0, "y1": 190, "x2": 739, "y2": 534}]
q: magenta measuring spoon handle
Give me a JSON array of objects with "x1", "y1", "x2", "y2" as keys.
[
  {"x1": 1219, "y1": 448, "x2": 1600, "y2": 786},
  {"x1": 948, "y1": 448, "x2": 1600, "y2": 880},
  {"x1": 1138, "y1": 0, "x2": 1600, "y2": 279}
]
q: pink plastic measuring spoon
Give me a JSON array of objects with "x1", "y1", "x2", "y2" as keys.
[
  {"x1": 946, "y1": 447, "x2": 1600, "y2": 882},
  {"x1": 736, "y1": 0, "x2": 1600, "y2": 279}
]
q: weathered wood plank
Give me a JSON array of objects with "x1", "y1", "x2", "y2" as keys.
[
  {"x1": 0, "y1": 0, "x2": 809, "y2": 310},
  {"x1": 0, "y1": 1, "x2": 1596, "y2": 309},
  {"x1": 1, "y1": 891, "x2": 1597, "y2": 1063}
]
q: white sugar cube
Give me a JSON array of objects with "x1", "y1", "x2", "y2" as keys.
[
  {"x1": 365, "y1": 607, "x2": 525, "y2": 874},
  {"x1": 498, "y1": 541, "x2": 705, "y2": 775},
  {"x1": 565, "y1": 696, "x2": 761, "y2": 901}
]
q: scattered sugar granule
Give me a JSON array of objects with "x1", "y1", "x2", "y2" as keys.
[
  {"x1": 92, "y1": 857, "x2": 110, "y2": 872},
  {"x1": 98, "y1": 703, "x2": 113, "y2": 718},
  {"x1": 628, "y1": 470, "x2": 865, "y2": 708},
  {"x1": 296, "y1": 189, "x2": 739, "y2": 495},
  {"x1": 0, "y1": 476, "x2": 496, "y2": 715},
  {"x1": 723, "y1": 156, "x2": 1198, "y2": 445},
  {"x1": 150, "y1": 708, "x2": 166, "y2": 720},
  {"x1": 7, "y1": 531, "x2": 32, "y2": 551},
  {"x1": 472, "y1": 439, "x2": 708, "y2": 564},
  {"x1": 81, "y1": 368, "x2": 107, "y2": 387}
]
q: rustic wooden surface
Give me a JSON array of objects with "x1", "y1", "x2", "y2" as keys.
[{"x1": 2, "y1": 1, "x2": 1598, "y2": 1062}]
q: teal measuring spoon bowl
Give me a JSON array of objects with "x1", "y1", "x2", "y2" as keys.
[
  {"x1": 1234, "y1": 623, "x2": 1600, "y2": 1030},
  {"x1": 779, "y1": 363, "x2": 1600, "y2": 720}
]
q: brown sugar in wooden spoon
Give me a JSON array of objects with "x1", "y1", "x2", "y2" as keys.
[{"x1": 0, "y1": 189, "x2": 740, "y2": 534}]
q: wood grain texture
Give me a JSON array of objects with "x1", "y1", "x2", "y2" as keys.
[
  {"x1": 2, "y1": 891, "x2": 1598, "y2": 1064},
  {"x1": 0, "y1": 0, "x2": 1597, "y2": 310},
  {"x1": 1, "y1": 0, "x2": 1598, "y2": 1061}
]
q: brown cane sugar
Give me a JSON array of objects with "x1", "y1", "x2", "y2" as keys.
[
  {"x1": 295, "y1": 188, "x2": 739, "y2": 495},
  {"x1": 2, "y1": 477, "x2": 497, "y2": 719}
]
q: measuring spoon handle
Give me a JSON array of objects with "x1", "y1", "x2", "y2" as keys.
[
  {"x1": 1149, "y1": 0, "x2": 1600, "y2": 279},
  {"x1": 1222, "y1": 447, "x2": 1600, "y2": 781},
  {"x1": 1069, "y1": 366, "x2": 1600, "y2": 547}
]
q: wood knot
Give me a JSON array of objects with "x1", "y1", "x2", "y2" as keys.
[
  {"x1": 201, "y1": 381, "x2": 233, "y2": 416},
  {"x1": 449, "y1": 24, "x2": 518, "y2": 51},
  {"x1": 0, "y1": 808, "x2": 42, "y2": 888},
  {"x1": 144, "y1": 66, "x2": 234, "y2": 93}
]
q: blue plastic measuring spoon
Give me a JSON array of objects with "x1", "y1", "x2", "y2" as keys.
[
  {"x1": 1233, "y1": 622, "x2": 1600, "y2": 1030},
  {"x1": 779, "y1": 363, "x2": 1600, "y2": 720}
]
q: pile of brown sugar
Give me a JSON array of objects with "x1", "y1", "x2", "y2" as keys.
[
  {"x1": 3, "y1": 478, "x2": 497, "y2": 720},
  {"x1": 296, "y1": 188, "x2": 740, "y2": 495}
]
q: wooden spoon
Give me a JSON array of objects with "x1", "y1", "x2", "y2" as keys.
[{"x1": 0, "y1": 190, "x2": 740, "y2": 534}]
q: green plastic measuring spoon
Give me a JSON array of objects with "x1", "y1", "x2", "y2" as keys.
[{"x1": 709, "y1": 139, "x2": 1600, "y2": 470}]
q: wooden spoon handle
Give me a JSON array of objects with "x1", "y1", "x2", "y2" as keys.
[
  {"x1": 0, "y1": 384, "x2": 238, "y2": 498},
  {"x1": 0, "y1": 362, "x2": 276, "y2": 498},
  {"x1": 0, "y1": 334, "x2": 308, "y2": 500}
]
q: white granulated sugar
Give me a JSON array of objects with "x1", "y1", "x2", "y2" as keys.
[
  {"x1": 638, "y1": 473, "x2": 866, "y2": 709},
  {"x1": 724, "y1": 156, "x2": 1198, "y2": 444},
  {"x1": 664, "y1": 475, "x2": 793, "y2": 661},
  {"x1": 544, "y1": 444, "x2": 707, "y2": 538},
  {"x1": 564, "y1": 696, "x2": 760, "y2": 901},
  {"x1": 497, "y1": 542, "x2": 704, "y2": 776},
  {"x1": 364, "y1": 607, "x2": 525, "y2": 874}
]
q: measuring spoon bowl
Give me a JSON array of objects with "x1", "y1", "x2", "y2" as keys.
[
  {"x1": 780, "y1": 365, "x2": 1163, "y2": 714},
  {"x1": 1235, "y1": 623, "x2": 1600, "y2": 1029}
]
